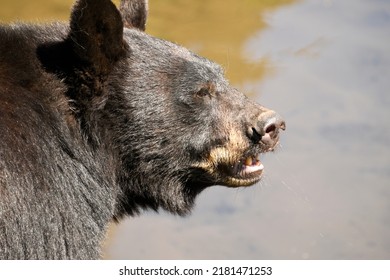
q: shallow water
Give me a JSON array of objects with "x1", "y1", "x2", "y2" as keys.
[{"x1": 2, "y1": 0, "x2": 389, "y2": 259}]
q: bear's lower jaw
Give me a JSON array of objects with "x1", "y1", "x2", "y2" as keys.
[
  {"x1": 224, "y1": 175, "x2": 263, "y2": 188},
  {"x1": 222, "y1": 169, "x2": 263, "y2": 188}
]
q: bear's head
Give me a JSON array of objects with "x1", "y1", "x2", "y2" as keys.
[{"x1": 39, "y1": 0, "x2": 285, "y2": 217}]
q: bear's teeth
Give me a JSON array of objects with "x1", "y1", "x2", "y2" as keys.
[
  {"x1": 244, "y1": 155, "x2": 261, "y2": 167},
  {"x1": 245, "y1": 156, "x2": 253, "y2": 166},
  {"x1": 242, "y1": 154, "x2": 264, "y2": 173}
]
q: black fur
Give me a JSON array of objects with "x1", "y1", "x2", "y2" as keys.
[{"x1": 0, "y1": 0, "x2": 284, "y2": 259}]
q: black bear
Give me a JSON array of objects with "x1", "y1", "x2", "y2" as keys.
[{"x1": 0, "y1": 0, "x2": 285, "y2": 259}]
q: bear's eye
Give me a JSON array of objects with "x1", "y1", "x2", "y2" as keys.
[{"x1": 195, "y1": 87, "x2": 211, "y2": 98}]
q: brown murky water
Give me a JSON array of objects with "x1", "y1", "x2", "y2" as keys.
[{"x1": 2, "y1": 0, "x2": 389, "y2": 259}]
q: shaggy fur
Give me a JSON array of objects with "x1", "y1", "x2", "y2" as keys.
[{"x1": 0, "y1": 0, "x2": 285, "y2": 259}]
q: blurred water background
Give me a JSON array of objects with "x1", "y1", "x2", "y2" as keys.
[{"x1": 1, "y1": 0, "x2": 389, "y2": 259}]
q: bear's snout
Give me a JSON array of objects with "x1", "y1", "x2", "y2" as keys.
[{"x1": 247, "y1": 109, "x2": 286, "y2": 151}]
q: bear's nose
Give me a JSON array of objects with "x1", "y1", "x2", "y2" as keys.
[{"x1": 248, "y1": 110, "x2": 286, "y2": 149}]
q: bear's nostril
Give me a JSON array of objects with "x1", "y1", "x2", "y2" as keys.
[
  {"x1": 261, "y1": 122, "x2": 279, "y2": 147},
  {"x1": 264, "y1": 117, "x2": 286, "y2": 137},
  {"x1": 265, "y1": 123, "x2": 276, "y2": 135}
]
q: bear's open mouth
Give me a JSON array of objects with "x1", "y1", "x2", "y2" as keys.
[
  {"x1": 219, "y1": 152, "x2": 265, "y2": 187},
  {"x1": 198, "y1": 142, "x2": 278, "y2": 187},
  {"x1": 233, "y1": 154, "x2": 264, "y2": 179}
]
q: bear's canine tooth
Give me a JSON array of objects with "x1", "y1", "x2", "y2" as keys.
[{"x1": 245, "y1": 156, "x2": 253, "y2": 166}]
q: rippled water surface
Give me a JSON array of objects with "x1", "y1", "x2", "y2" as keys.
[{"x1": 2, "y1": 0, "x2": 389, "y2": 259}]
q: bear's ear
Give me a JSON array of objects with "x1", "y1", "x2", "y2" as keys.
[
  {"x1": 69, "y1": 0, "x2": 126, "y2": 75},
  {"x1": 119, "y1": 0, "x2": 148, "y2": 31}
]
